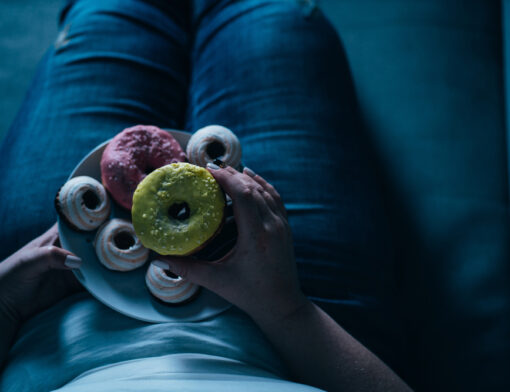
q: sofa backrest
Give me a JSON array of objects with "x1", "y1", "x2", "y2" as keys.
[{"x1": 320, "y1": 1, "x2": 510, "y2": 390}]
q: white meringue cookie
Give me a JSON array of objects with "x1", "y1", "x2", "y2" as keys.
[
  {"x1": 56, "y1": 176, "x2": 110, "y2": 231},
  {"x1": 145, "y1": 263, "x2": 200, "y2": 304},
  {"x1": 94, "y1": 219, "x2": 149, "y2": 271},
  {"x1": 186, "y1": 125, "x2": 242, "y2": 169}
]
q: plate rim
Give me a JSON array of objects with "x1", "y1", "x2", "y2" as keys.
[{"x1": 58, "y1": 128, "x2": 232, "y2": 323}]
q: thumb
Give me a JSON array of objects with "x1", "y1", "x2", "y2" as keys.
[
  {"x1": 152, "y1": 257, "x2": 219, "y2": 290},
  {"x1": 18, "y1": 246, "x2": 82, "y2": 275}
]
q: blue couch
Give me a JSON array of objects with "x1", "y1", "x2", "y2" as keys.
[{"x1": 320, "y1": 0, "x2": 510, "y2": 390}]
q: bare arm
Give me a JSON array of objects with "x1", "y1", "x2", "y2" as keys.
[
  {"x1": 157, "y1": 165, "x2": 411, "y2": 392},
  {"x1": 0, "y1": 224, "x2": 82, "y2": 371},
  {"x1": 0, "y1": 311, "x2": 19, "y2": 371},
  {"x1": 251, "y1": 299, "x2": 410, "y2": 392}
]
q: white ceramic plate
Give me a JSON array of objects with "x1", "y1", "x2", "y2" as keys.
[{"x1": 58, "y1": 129, "x2": 231, "y2": 323}]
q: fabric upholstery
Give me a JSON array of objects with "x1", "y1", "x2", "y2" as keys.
[{"x1": 320, "y1": 1, "x2": 510, "y2": 390}]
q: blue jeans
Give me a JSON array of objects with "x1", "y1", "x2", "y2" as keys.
[{"x1": 0, "y1": 0, "x2": 403, "y2": 370}]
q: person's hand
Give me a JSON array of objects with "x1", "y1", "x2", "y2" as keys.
[
  {"x1": 154, "y1": 165, "x2": 309, "y2": 323},
  {"x1": 0, "y1": 224, "x2": 83, "y2": 325}
]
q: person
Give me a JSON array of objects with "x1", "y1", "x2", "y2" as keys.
[{"x1": 0, "y1": 0, "x2": 412, "y2": 390}]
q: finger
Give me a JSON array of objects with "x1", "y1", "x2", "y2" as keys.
[
  {"x1": 38, "y1": 223, "x2": 59, "y2": 245},
  {"x1": 23, "y1": 223, "x2": 59, "y2": 249},
  {"x1": 244, "y1": 168, "x2": 287, "y2": 218},
  {"x1": 152, "y1": 257, "x2": 222, "y2": 291},
  {"x1": 225, "y1": 165, "x2": 278, "y2": 223},
  {"x1": 211, "y1": 165, "x2": 278, "y2": 230},
  {"x1": 256, "y1": 178, "x2": 286, "y2": 218},
  {"x1": 19, "y1": 246, "x2": 82, "y2": 274},
  {"x1": 257, "y1": 188, "x2": 282, "y2": 219},
  {"x1": 242, "y1": 169, "x2": 280, "y2": 216},
  {"x1": 53, "y1": 234, "x2": 62, "y2": 248},
  {"x1": 252, "y1": 187, "x2": 280, "y2": 224},
  {"x1": 206, "y1": 164, "x2": 264, "y2": 233}
]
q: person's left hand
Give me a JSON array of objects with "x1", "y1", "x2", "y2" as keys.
[{"x1": 0, "y1": 224, "x2": 83, "y2": 324}]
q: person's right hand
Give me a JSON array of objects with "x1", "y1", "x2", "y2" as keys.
[
  {"x1": 155, "y1": 166, "x2": 414, "y2": 392},
  {"x1": 0, "y1": 224, "x2": 83, "y2": 325},
  {"x1": 155, "y1": 165, "x2": 309, "y2": 323}
]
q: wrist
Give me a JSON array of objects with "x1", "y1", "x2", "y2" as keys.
[
  {"x1": 0, "y1": 298, "x2": 21, "y2": 329},
  {"x1": 247, "y1": 292, "x2": 312, "y2": 327},
  {"x1": 0, "y1": 303, "x2": 20, "y2": 366},
  {"x1": 0, "y1": 283, "x2": 22, "y2": 326}
]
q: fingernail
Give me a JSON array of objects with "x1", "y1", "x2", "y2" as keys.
[
  {"x1": 244, "y1": 167, "x2": 256, "y2": 177},
  {"x1": 65, "y1": 255, "x2": 82, "y2": 269},
  {"x1": 207, "y1": 162, "x2": 220, "y2": 170},
  {"x1": 152, "y1": 260, "x2": 170, "y2": 270}
]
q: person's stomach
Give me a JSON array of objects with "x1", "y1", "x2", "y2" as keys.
[{"x1": 0, "y1": 292, "x2": 320, "y2": 391}]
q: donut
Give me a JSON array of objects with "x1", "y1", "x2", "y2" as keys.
[
  {"x1": 145, "y1": 263, "x2": 200, "y2": 305},
  {"x1": 55, "y1": 176, "x2": 111, "y2": 231},
  {"x1": 101, "y1": 125, "x2": 186, "y2": 210},
  {"x1": 193, "y1": 198, "x2": 237, "y2": 261},
  {"x1": 94, "y1": 218, "x2": 149, "y2": 271},
  {"x1": 131, "y1": 162, "x2": 225, "y2": 256},
  {"x1": 186, "y1": 125, "x2": 242, "y2": 169}
]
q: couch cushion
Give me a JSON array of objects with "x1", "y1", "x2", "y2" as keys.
[{"x1": 320, "y1": 1, "x2": 510, "y2": 390}]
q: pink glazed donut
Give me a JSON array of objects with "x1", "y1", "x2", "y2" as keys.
[{"x1": 101, "y1": 125, "x2": 186, "y2": 210}]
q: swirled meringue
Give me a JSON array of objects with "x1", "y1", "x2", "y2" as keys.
[
  {"x1": 94, "y1": 219, "x2": 149, "y2": 271},
  {"x1": 145, "y1": 263, "x2": 200, "y2": 304},
  {"x1": 55, "y1": 176, "x2": 110, "y2": 231},
  {"x1": 186, "y1": 125, "x2": 242, "y2": 169}
]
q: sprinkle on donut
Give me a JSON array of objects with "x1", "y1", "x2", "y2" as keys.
[
  {"x1": 132, "y1": 163, "x2": 226, "y2": 256},
  {"x1": 101, "y1": 125, "x2": 186, "y2": 210}
]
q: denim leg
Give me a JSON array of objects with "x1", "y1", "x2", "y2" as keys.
[
  {"x1": 189, "y1": 0, "x2": 404, "y2": 368},
  {"x1": 0, "y1": 0, "x2": 191, "y2": 259}
]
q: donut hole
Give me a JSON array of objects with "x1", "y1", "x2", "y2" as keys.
[
  {"x1": 83, "y1": 190, "x2": 100, "y2": 210},
  {"x1": 114, "y1": 231, "x2": 135, "y2": 250},
  {"x1": 168, "y1": 202, "x2": 190, "y2": 221},
  {"x1": 206, "y1": 141, "x2": 225, "y2": 160},
  {"x1": 164, "y1": 270, "x2": 179, "y2": 279}
]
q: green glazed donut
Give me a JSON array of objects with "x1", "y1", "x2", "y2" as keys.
[{"x1": 132, "y1": 163, "x2": 225, "y2": 256}]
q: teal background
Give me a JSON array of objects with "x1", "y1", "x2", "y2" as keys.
[
  {"x1": 1, "y1": 0, "x2": 509, "y2": 390},
  {"x1": 0, "y1": 0, "x2": 60, "y2": 142}
]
